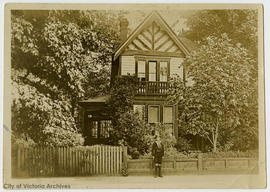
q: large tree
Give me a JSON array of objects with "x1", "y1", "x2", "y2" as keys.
[
  {"x1": 182, "y1": 10, "x2": 258, "y2": 58},
  {"x1": 168, "y1": 34, "x2": 257, "y2": 152},
  {"x1": 11, "y1": 10, "x2": 121, "y2": 146},
  {"x1": 177, "y1": 9, "x2": 258, "y2": 152}
]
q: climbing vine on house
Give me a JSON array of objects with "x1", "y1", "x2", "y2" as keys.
[{"x1": 106, "y1": 75, "x2": 153, "y2": 155}]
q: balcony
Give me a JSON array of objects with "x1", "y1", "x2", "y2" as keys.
[{"x1": 136, "y1": 81, "x2": 171, "y2": 96}]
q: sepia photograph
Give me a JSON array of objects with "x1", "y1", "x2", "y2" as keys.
[{"x1": 2, "y1": 3, "x2": 266, "y2": 190}]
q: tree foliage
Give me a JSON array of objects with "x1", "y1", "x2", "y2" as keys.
[
  {"x1": 182, "y1": 10, "x2": 258, "y2": 58},
  {"x1": 11, "y1": 10, "x2": 122, "y2": 146},
  {"x1": 168, "y1": 34, "x2": 257, "y2": 152},
  {"x1": 177, "y1": 9, "x2": 258, "y2": 152},
  {"x1": 111, "y1": 111, "x2": 153, "y2": 155},
  {"x1": 106, "y1": 76, "x2": 148, "y2": 151},
  {"x1": 107, "y1": 75, "x2": 139, "y2": 122}
]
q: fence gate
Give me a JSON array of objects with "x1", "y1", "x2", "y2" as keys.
[{"x1": 12, "y1": 144, "x2": 127, "y2": 177}]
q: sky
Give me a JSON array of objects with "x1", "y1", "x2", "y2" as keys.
[{"x1": 124, "y1": 10, "x2": 197, "y2": 36}]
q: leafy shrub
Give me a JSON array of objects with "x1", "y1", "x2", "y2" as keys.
[
  {"x1": 109, "y1": 111, "x2": 153, "y2": 155},
  {"x1": 107, "y1": 75, "x2": 138, "y2": 118},
  {"x1": 12, "y1": 134, "x2": 36, "y2": 147},
  {"x1": 151, "y1": 123, "x2": 177, "y2": 150},
  {"x1": 139, "y1": 149, "x2": 258, "y2": 159},
  {"x1": 129, "y1": 147, "x2": 140, "y2": 159},
  {"x1": 202, "y1": 150, "x2": 258, "y2": 158},
  {"x1": 140, "y1": 148, "x2": 198, "y2": 159},
  {"x1": 175, "y1": 136, "x2": 192, "y2": 152},
  {"x1": 136, "y1": 123, "x2": 179, "y2": 159},
  {"x1": 167, "y1": 148, "x2": 199, "y2": 159},
  {"x1": 139, "y1": 152, "x2": 152, "y2": 159},
  {"x1": 107, "y1": 75, "x2": 152, "y2": 155}
]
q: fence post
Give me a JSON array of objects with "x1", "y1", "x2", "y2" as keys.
[
  {"x1": 54, "y1": 147, "x2": 59, "y2": 176},
  {"x1": 198, "y1": 153, "x2": 203, "y2": 174},
  {"x1": 16, "y1": 144, "x2": 24, "y2": 176},
  {"x1": 17, "y1": 144, "x2": 22, "y2": 170},
  {"x1": 122, "y1": 146, "x2": 128, "y2": 171},
  {"x1": 173, "y1": 159, "x2": 176, "y2": 170}
]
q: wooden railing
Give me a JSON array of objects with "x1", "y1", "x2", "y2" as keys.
[{"x1": 137, "y1": 81, "x2": 170, "y2": 96}]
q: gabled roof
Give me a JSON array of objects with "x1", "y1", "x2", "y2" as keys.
[
  {"x1": 178, "y1": 36, "x2": 197, "y2": 52},
  {"x1": 113, "y1": 11, "x2": 190, "y2": 61}
]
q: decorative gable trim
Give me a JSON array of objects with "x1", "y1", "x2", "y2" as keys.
[{"x1": 113, "y1": 11, "x2": 190, "y2": 61}]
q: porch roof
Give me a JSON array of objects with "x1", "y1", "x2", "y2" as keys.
[{"x1": 79, "y1": 95, "x2": 110, "y2": 105}]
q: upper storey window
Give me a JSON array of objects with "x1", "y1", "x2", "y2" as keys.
[
  {"x1": 160, "y1": 61, "x2": 168, "y2": 82},
  {"x1": 120, "y1": 56, "x2": 183, "y2": 82},
  {"x1": 149, "y1": 61, "x2": 157, "y2": 81},
  {"x1": 121, "y1": 56, "x2": 136, "y2": 75},
  {"x1": 137, "y1": 60, "x2": 146, "y2": 81},
  {"x1": 136, "y1": 58, "x2": 169, "y2": 82}
]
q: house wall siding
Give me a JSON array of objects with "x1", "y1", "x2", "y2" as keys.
[
  {"x1": 121, "y1": 56, "x2": 135, "y2": 75},
  {"x1": 170, "y1": 57, "x2": 184, "y2": 79}
]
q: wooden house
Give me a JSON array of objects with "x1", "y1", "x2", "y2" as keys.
[{"x1": 79, "y1": 11, "x2": 197, "y2": 146}]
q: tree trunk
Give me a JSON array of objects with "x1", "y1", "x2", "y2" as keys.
[
  {"x1": 212, "y1": 118, "x2": 219, "y2": 152},
  {"x1": 213, "y1": 140, "x2": 217, "y2": 152},
  {"x1": 71, "y1": 97, "x2": 76, "y2": 118}
]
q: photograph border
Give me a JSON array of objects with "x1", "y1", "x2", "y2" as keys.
[{"x1": 1, "y1": 2, "x2": 267, "y2": 190}]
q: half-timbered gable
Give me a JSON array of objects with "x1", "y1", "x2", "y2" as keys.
[
  {"x1": 114, "y1": 11, "x2": 189, "y2": 59},
  {"x1": 112, "y1": 11, "x2": 189, "y2": 86}
]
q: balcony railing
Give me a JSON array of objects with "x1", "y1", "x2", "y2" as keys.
[{"x1": 136, "y1": 81, "x2": 171, "y2": 96}]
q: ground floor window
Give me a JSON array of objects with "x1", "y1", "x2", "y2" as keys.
[
  {"x1": 133, "y1": 105, "x2": 145, "y2": 120},
  {"x1": 90, "y1": 120, "x2": 112, "y2": 138},
  {"x1": 163, "y1": 106, "x2": 174, "y2": 135},
  {"x1": 148, "y1": 105, "x2": 160, "y2": 123},
  {"x1": 132, "y1": 104, "x2": 174, "y2": 135},
  {"x1": 100, "y1": 120, "x2": 111, "y2": 138}
]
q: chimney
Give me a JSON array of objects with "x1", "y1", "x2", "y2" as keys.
[{"x1": 120, "y1": 18, "x2": 129, "y2": 43}]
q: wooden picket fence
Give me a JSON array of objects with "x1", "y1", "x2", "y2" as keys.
[{"x1": 12, "y1": 144, "x2": 127, "y2": 177}]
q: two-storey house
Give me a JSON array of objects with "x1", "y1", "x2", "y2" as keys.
[{"x1": 79, "y1": 11, "x2": 196, "y2": 146}]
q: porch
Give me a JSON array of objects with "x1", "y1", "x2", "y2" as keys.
[{"x1": 78, "y1": 96, "x2": 112, "y2": 145}]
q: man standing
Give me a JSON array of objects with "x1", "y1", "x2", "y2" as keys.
[{"x1": 152, "y1": 135, "x2": 164, "y2": 177}]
